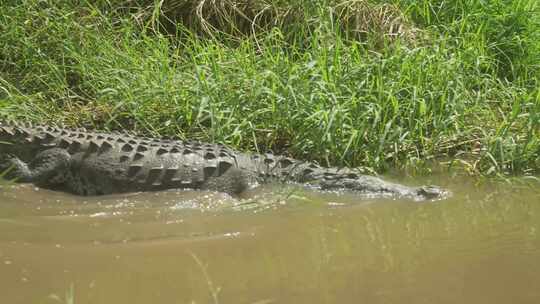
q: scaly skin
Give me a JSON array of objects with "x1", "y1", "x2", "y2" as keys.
[{"x1": 0, "y1": 121, "x2": 448, "y2": 200}]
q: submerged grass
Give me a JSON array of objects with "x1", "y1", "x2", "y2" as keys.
[{"x1": 0, "y1": 0, "x2": 539, "y2": 176}]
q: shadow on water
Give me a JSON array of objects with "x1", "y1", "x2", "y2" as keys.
[{"x1": 0, "y1": 174, "x2": 539, "y2": 304}]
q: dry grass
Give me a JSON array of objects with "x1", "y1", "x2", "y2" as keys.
[{"x1": 126, "y1": 0, "x2": 419, "y2": 43}]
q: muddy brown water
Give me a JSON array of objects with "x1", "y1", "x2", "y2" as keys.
[{"x1": 1, "y1": 175, "x2": 539, "y2": 304}]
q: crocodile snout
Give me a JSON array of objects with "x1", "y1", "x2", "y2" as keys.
[{"x1": 416, "y1": 185, "x2": 451, "y2": 201}]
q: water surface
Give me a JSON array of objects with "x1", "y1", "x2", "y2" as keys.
[{"x1": 1, "y1": 175, "x2": 539, "y2": 304}]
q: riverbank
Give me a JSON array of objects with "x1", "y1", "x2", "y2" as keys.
[{"x1": 1, "y1": 0, "x2": 539, "y2": 176}]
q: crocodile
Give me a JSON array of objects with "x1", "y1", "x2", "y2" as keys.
[{"x1": 0, "y1": 121, "x2": 448, "y2": 201}]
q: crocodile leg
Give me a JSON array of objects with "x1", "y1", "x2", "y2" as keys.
[{"x1": 0, "y1": 148, "x2": 71, "y2": 187}]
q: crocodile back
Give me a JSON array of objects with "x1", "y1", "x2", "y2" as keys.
[{"x1": 0, "y1": 122, "x2": 124, "y2": 161}]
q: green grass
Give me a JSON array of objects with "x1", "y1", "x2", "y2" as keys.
[{"x1": 0, "y1": 0, "x2": 539, "y2": 176}]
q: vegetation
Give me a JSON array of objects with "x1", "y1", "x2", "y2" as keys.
[{"x1": 0, "y1": 0, "x2": 539, "y2": 176}]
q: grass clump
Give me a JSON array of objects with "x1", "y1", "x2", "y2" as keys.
[
  {"x1": 0, "y1": 0, "x2": 539, "y2": 176},
  {"x1": 107, "y1": 0, "x2": 419, "y2": 44}
]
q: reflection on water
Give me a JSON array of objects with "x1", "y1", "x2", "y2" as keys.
[{"x1": 0, "y1": 176, "x2": 539, "y2": 304}]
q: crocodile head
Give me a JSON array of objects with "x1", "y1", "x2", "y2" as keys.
[
  {"x1": 318, "y1": 175, "x2": 451, "y2": 202},
  {"x1": 415, "y1": 185, "x2": 451, "y2": 201}
]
